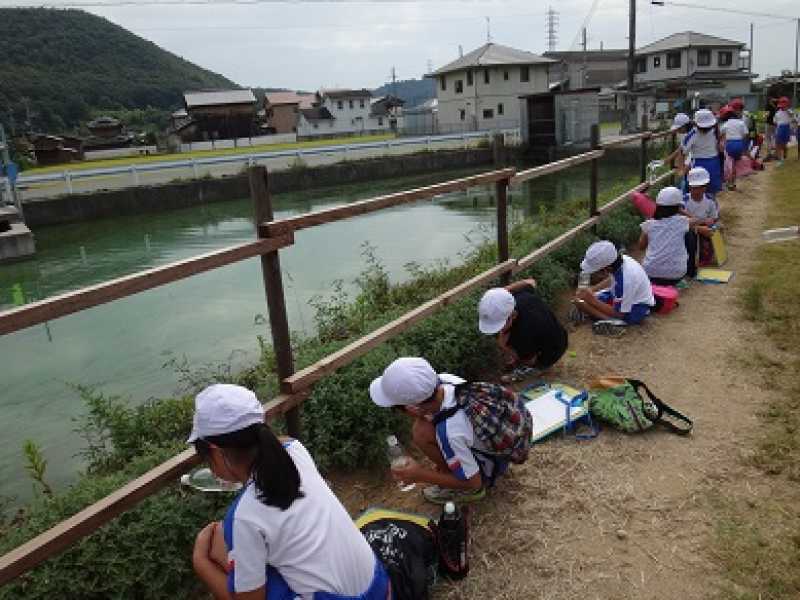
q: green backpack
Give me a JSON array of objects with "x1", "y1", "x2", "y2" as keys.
[{"x1": 589, "y1": 378, "x2": 693, "y2": 435}]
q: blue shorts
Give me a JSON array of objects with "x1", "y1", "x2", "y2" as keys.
[
  {"x1": 776, "y1": 124, "x2": 791, "y2": 146},
  {"x1": 595, "y1": 291, "x2": 651, "y2": 325},
  {"x1": 725, "y1": 140, "x2": 745, "y2": 161},
  {"x1": 265, "y1": 560, "x2": 390, "y2": 600}
]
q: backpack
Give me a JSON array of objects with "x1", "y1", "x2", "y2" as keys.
[
  {"x1": 588, "y1": 377, "x2": 693, "y2": 435},
  {"x1": 433, "y1": 382, "x2": 533, "y2": 467}
]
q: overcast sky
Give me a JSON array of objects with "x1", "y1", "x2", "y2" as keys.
[{"x1": 8, "y1": 0, "x2": 800, "y2": 90}]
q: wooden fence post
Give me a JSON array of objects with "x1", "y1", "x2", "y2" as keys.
[
  {"x1": 496, "y1": 178, "x2": 510, "y2": 284},
  {"x1": 249, "y1": 166, "x2": 301, "y2": 438},
  {"x1": 589, "y1": 124, "x2": 600, "y2": 219},
  {"x1": 669, "y1": 132, "x2": 677, "y2": 186},
  {"x1": 639, "y1": 113, "x2": 649, "y2": 182}
]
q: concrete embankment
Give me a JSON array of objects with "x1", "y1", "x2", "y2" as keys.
[{"x1": 22, "y1": 148, "x2": 495, "y2": 228}]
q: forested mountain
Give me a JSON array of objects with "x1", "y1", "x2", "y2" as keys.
[
  {"x1": 0, "y1": 8, "x2": 238, "y2": 134},
  {"x1": 373, "y1": 78, "x2": 436, "y2": 108}
]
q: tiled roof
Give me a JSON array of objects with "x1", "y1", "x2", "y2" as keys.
[
  {"x1": 299, "y1": 107, "x2": 334, "y2": 121},
  {"x1": 637, "y1": 32, "x2": 744, "y2": 55},
  {"x1": 431, "y1": 43, "x2": 555, "y2": 76},
  {"x1": 184, "y1": 89, "x2": 256, "y2": 108},
  {"x1": 266, "y1": 92, "x2": 315, "y2": 108},
  {"x1": 320, "y1": 88, "x2": 373, "y2": 99}
]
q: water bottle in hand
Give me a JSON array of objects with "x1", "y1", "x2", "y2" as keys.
[
  {"x1": 578, "y1": 271, "x2": 591, "y2": 289},
  {"x1": 180, "y1": 467, "x2": 242, "y2": 493},
  {"x1": 386, "y1": 435, "x2": 416, "y2": 492}
]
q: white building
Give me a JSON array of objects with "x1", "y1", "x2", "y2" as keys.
[
  {"x1": 296, "y1": 89, "x2": 401, "y2": 139},
  {"x1": 428, "y1": 42, "x2": 555, "y2": 133}
]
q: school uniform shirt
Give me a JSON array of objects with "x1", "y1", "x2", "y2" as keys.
[
  {"x1": 611, "y1": 255, "x2": 655, "y2": 312},
  {"x1": 224, "y1": 440, "x2": 376, "y2": 598},
  {"x1": 683, "y1": 193, "x2": 719, "y2": 221},
  {"x1": 721, "y1": 118, "x2": 748, "y2": 141},
  {"x1": 774, "y1": 109, "x2": 793, "y2": 126},
  {"x1": 508, "y1": 285, "x2": 568, "y2": 367},
  {"x1": 435, "y1": 374, "x2": 497, "y2": 482},
  {"x1": 681, "y1": 128, "x2": 718, "y2": 159},
  {"x1": 640, "y1": 216, "x2": 690, "y2": 280}
]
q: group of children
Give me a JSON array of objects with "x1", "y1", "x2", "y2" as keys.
[{"x1": 183, "y1": 100, "x2": 790, "y2": 599}]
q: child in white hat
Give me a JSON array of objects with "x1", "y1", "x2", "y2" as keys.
[
  {"x1": 188, "y1": 384, "x2": 390, "y2": 600},
  {"x1": 572, "y1": 240, "x2": 655, "y2": 326},
  {"x1": 682, "y1": 167, "x2": 719, "y2": 277},
  {"x1": 679, "y1": 109, "x2": 723, "y2": 196},
  {"x1": 477, "y1": 279, "x2": 568, "y2": 380},
  {"x1": 638, "y1": 186, "x2": 691, "y2": 286}
]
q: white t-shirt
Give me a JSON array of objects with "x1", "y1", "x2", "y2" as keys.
[
  {"x1": 435, "y1": 374, "x2": 495, "y2": 482},
  {"x1": 681, "y1": 128, "x2": 719, "y2": 159},
  {"x1": 224, "y1": 441, "x2": 376, "y2": 598},
  {"x1": 640, "y1": 216, "x2": 690, "y2": 280},
  {"x1": 683, "y1": 193, "x2": 719, "y2": 221},
  {"x1": 721, "y1": 118, "x2": 748, "y2": 141},
  {"x1": 611, "y1": 255, "x2": 656, "y2": 311},
  {"x1": 775, "y1": 109, "x2": 793, "y2": 126}
]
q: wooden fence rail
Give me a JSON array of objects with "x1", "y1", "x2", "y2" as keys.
[{"x1": 0, "y1": 129, "x2": 676, "y2": 586}]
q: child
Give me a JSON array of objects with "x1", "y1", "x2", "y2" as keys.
[
  {"x1": 573, "y1": 240, "x2": 655, "y2": 325},
  {"x1": 683, "y1": 167, "x2": 718, "y2": 277},
  {"x1": 477, "y1": 279, "x2": 568, "y2": 377},
  {"x1": 189, "y1": 384, "x2": 389, "y2": 600},
  {"x1": 638, "y1": 187, "x2": 690, "y2": 286},
  {"x1": 719, "y1": 105, "x2": 749, "y2": 190},
  {"x1": 679, "y1": 109, "x2": 723, "y2": 196},
  {"x1": 663, "y1": 113, "x2": 693, "y2": 188},
  {"x1": 370, "y1": 357, "x2": 527, "y2": 504},
  {"x1": 774, "y1": 96, "x2": 794, "y2": 164}
]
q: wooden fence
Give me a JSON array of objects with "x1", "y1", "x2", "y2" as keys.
[{"x1": 0, "y1": 125, "x2": 676, "y2": 585}]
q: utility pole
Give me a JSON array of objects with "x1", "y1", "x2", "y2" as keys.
[
  {"x1": 545, "y1": 6, "x2": 559, "y2": 52},
  {"x1": 390, "y1": 66, "x2": 397, "y2": 98},
  {"x1": 486, "y1": 16, "x2": 492, "y2": 43},
  {"x1": 749, "y1": 23, "x2": 754, "y2": 76},
  {"x1": 623, "y1": 0, "x2": 638, "y2": 133},
  {"x1": 795, "y1": 18, "x2": 799, "y2": 105}
]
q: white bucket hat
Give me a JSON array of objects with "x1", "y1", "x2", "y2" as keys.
[
  {"x1": 580, "y1": 241, "x2": 618, "y2": 274},
  {"x1": 369, "y1": 357, "x2": 438, "y2": 408},
  {"x1": 656, "y1": 186, "x2": 683, "y2": 207},
  {"x1": 670, "y1": 113, "x2": 691, "y2": 131},
  {"x1": 687, "y1": 167, "x2": 710, "y2": 187},
  {"x1": 187, "y1": 384, "x2": 265, "y2": 443},
  {"x1": 478, "y1": 288, "x2": 516, "y2": 334},
  {"x1": 694, "y1": 109, "x2": 716, "y2": 129}
]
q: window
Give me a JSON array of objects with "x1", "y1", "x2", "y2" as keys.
[
  {"x1": 466, "y1": 70, "x2": 473, "y2": 86},
  {"x1": 635, "y1": 57, "x2": 647, "y2": 73},
  {"x1": 359, "y1": 99, "x2": 365, "y2": 108},
  {"x1": 484, "y1": 69, "x2": 490, "y2": 84},
  {"x1": 459, "y1": 109, "x2": 466, "y2": 121},
  {"x1": 482, "y1": 108, "x2": 494, "y2": 119},
  {"x1": 718, "y1": 51, "x2": 733, "y2": 67},
  {"x1": 337, "y1": 100, "x2": 344, "y2": 110},
  {"x1": 653, "y1": 56, "x2": 661, "y2": 68},
  {"x1": 378, "y1": 117, "x2": 383, "y2": 126},
  {"x1": 440, "y1": 76, "x2": 446, "y2": 91},
  {"x1": 697, "y1": 49, "x2": 711, "y2": 67},
  {"x1": 455, "y1": 79, "x2": 464, "y2": 94},
  {"x1": 667, "y1": 52, "x2": 681, "y2": 69},
  {"x1": 497, "y1": 103, "x2": 504, "y2": 115},
  {"x1": 313, "y1": 123, "x2": 318, "y2": 129},
  {"x1": 520, "y1": 66, "x2": 530, "y2": 82},
  {"x1": 349, "y1": 100, "x2": 354, "y2": 109},
  {"x1": 504, "y1": 70, "x2": 509, "y2": 81}
]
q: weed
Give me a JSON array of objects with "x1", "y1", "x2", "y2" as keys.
[{"x1": 22, "y1": 441, "x2": 52, "y2": 497}]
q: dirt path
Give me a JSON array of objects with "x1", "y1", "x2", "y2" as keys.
[{"x1": 332, "y1": 168, "x2": 782, "y2": 599}]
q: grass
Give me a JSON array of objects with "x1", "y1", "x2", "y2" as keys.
[
  {"x1": 24, "y1": 133, "x2": 397, "y2": 175},
  {"x1": 712, "y1": 163, "x2": 800, "y2": 599}
]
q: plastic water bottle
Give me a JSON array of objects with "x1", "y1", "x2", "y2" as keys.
[
  {"x1": 438, "y1": 502, "x2": 469, "y2": 579},
  {"x1": 386, "y1": 435, "x2": 416, "y2": 492},
  {"x1": 180, "y1": 467, "x2": 242, "y2": 493},
  {"x1": 578, "y1": 271, "x2": 591, "y2": 289}
]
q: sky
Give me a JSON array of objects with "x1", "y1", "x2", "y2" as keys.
[{"x1": 6, "y1": 0, "x2": 800, "y2": 90}]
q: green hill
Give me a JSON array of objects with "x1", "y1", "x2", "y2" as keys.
[{"x1": 0, "y1": 8, "x2": 239, "y2": 134}]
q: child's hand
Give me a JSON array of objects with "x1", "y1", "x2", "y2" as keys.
[{"x1": 390, "y1": 458, "x2": 423, "y2": 483}]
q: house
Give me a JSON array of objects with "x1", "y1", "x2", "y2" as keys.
[
  {"x1": 182, "y1": 89, "x2": 258, "y2": 142},
  {"x1": 631, "y1": 32, "x2": 756, "y2": 116},
  {"x1": 264, "y1": 92, "x2": 315, "y2": 134},
  {"x1": 427, "y1": 42, "x2": 556, "y2": 133},
  {"x1": 544, "y1": 49, "x2": 628, "y2": 91},
  {"x1": 84, "y1": 116, "x2": 134, "y2": 150},
  {"x1": 296, "y1": 89, "x2": 400, "y2": 139},
  {"x1": 403, "y1": 98, "x2": 438, "y2": 136}
]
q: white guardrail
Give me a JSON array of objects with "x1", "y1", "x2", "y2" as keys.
[{"x1": 17, "y1": 130, "x2": 521, "y2": 195}]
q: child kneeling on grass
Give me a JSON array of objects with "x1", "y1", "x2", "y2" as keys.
[
  {"x1": 370, "y1": 357, "x2": 532, "y2": 505},
  {"x1": 572, "y1": 240, "x2": 655, "y2": 326},
  {"x1": 189, "y1": 384, "x2": 390, "y2": 600},
  {"x1": 683, "y1": 167, "x2": 719, "y2": 278},
  {"x1": 638, "y1": 187, "x2": 690, "y2": 286}
]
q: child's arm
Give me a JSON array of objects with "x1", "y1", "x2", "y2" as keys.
[
  {"x1": 505, "y1": 278, "x2": 536, "y2": 293},
  {"x1": 391, "y1": 458, "x2": 482, "y2": 491},
  {"x1": 193, "y1": 523, "x2": 233, "y2": 600},
  {"x1": 638, "y1": 231, "x2": 649, "y2": 251},
  {"x1": 574, "y1": 288, "x2": 625, "y2": 320}
]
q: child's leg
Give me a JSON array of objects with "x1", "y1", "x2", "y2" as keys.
[
  {"x1": 685, "y1": 231, "x2": 698, "y2": 278},
  {"x1": 411, "y1": 417, "x2": 449, "y2": 472}
]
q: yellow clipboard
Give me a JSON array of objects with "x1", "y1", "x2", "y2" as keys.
[{"x1": 711, "y1": 230, "x2": 727, "y2": 266}]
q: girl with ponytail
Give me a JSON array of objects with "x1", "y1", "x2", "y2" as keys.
[{"x1": 189, "y1": 384, "x2": 390, "y2": 600}]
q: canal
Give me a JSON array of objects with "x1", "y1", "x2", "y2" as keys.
[{"x1": 0, "y1": 159, "x2": 638, "y2": 503}]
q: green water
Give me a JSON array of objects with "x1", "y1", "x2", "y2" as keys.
[{"x1": 0, "y1": 161, "x2": 637, "y2": 503}]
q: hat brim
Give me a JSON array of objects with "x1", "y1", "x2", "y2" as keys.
[
  {"x1": 478, "y1": 315, "x2": 507, "y2": 335},
  {"x1": 186, "y1": 429, "x2": 200, "y2": 444},
  {"x1": 369, "y1": 377, "x2": 397, "y2": 408},
  {"x1": 688, "y1": 178, "x2": 709, "y2": 187}
]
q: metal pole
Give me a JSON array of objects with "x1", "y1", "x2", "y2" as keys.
[
  {"x1": 750, "y1": 22, "x2": 754, "y2": 75},
  {"x1": 248, "y1": 166, "x2": 301, "y2": 438},
  {"x1": 795, "y1": 18, "x2": 799, "y2": 107},
  {"x1": 624, "y1": 0, "x2": 637, "y2": 134},
  {"x1": 639, "y1": 113, "x2": 649, "y2": 183},
  {"x1": 589, "y1": 124, "x2": 600, "y2": 218},
  {"x1": 495, "y1": 178, "x2": 510, "y2": 284}
]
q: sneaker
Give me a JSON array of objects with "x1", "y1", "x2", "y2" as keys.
[
  {"x1": 568, "y1": 304, "x2": 587, "y2": 324},
  {"x1": 422, "y1": 485, "x2": 486, "y2": 505},
  {"x1": 676, "y1": 278, "x2": 692, "y2": 290},
  {"x1": 500, "y1": 365, "x2": 543, "y2": 383},
  {"x1": 592, "y1": 319, "x2": 628, "y2": 336}
]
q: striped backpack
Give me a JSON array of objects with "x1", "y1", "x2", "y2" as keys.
[{"x1": 433, "y1": 382, "x2": 533, "y2": 465}]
